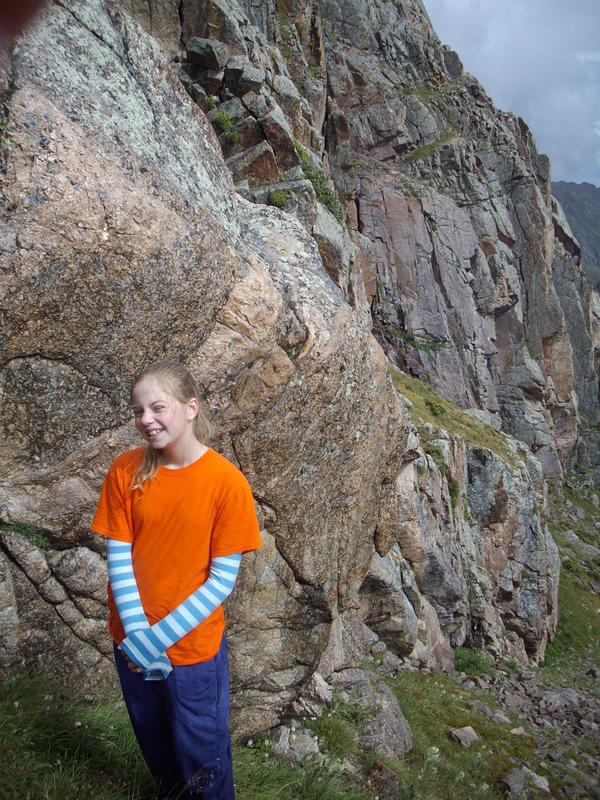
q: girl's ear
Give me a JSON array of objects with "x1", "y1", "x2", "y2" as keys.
[{"x1": 187, "y1": 397, "x2": 199, "y2": 420}]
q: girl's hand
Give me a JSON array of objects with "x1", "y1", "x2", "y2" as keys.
[{"x1": 120, "y1": 648, "x2": 144, "y2": 673}]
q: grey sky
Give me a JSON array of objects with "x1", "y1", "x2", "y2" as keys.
[{"x1": 423, "y1": 0, "x2": 600, "y2": 186}]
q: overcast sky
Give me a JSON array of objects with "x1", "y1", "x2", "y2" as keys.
[{"x1": 423, "y1": 0, "x2": 600, "y2": 187}]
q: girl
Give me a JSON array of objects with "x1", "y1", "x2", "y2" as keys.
[{"x1": 92, "y1": 360, "x2": 262, "y2": 800}]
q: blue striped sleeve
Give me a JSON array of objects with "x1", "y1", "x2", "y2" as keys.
[
  {"x1": 107, "y1": 538, "x2": 172, "y2": 679},
  {"x1": 119, "y1": 554, "x2": 242, "y2": 665}
]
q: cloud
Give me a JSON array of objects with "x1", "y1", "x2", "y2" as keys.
[{"x1": 424, "y1": 0, "x2": 600, "y2": 185}]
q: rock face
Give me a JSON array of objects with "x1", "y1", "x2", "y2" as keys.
[
  {"x1": 0, "y1": 0, "x2": 412, "y2": 740},
  {"x1": 552, "y1": 181, "x2": 600, "y2": 290},
  {"x1": 0, "y1": 0, "x2": 589, "y2": 747},
  {"x1": 136, "y1": 0, "x2": 600, "y2": 484}
]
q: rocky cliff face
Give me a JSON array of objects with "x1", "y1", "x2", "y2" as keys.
[
  {"x1": 137, "y1": 0, "x2": 600, "y2": 483},
  {"x1": 552, "y1": 181, "x2": 600, "y2": 290},
  {"x1": 0, "y1": 0, "x2": 591, "y2": 744}
]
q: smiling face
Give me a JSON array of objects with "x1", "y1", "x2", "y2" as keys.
[{"x1": 131, "y1": 375, "x2": 199, "y2": 456}]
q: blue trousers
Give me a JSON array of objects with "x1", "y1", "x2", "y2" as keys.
[{"x1": 114, "y1": 636, "x2": 234, "y2": 800}]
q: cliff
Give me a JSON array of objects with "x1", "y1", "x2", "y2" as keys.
[
  {"x1": 0, "y1": 0, "x2": 595, "y2": 746},
  {"x1": 552, "y1": 180, "x2": 600, "y2": 290}
]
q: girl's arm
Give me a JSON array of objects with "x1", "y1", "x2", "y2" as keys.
[
  {"x1": 119, "y1": 553, "x2": 241, "y2": 670},
  {"x1": 107, "y1": 539, "x2": 172, "y2": 678}
]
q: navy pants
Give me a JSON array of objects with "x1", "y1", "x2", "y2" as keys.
[{"x1": 114, "y1": 636, "x2": 234, "y2": 800}]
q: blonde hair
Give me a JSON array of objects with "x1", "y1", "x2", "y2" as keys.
[{"x1": 130, "y1": 359, "x2": 211, "y2": 492}]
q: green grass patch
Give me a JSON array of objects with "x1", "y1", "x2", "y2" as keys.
[
  {"x1": 540, "y1": 565, "x2": 600, "y2": 678},
  {"x1": 307, "y1": 56, "x2": 320, "y2": 76},
  {"x1": 448, "y1": 475, "x2": 460, "y2": 510},
  {"x1": 0, "y1": 673, "x2": 154, "y2": 800},
  {"x1": 388, "y1": 671, "x2": 537, "y2": 799},
  {"x1": 454, "y1": 647, "x2": 495, "y2": 677},
  {"x1": 305, "y1": 714, "x2": 356, "y2": 759},
  {"x1": 563, "y1": 483, "x2": 599, "y2": 523},
  {"x1": 302, "y1": 695, "x2": 370, "y2": 760},
  {"x1": 405, "y1": 128, "x2": 458, "y2": 164},
  {"x1": 213, "y1": 110, "x2": 233, "y2": 134},
  {"x1": 294, "y1": 139, "x2": 344, "y2": 224},
  {"x1": 0, "y1": 672, "x2": 370, "y2": 800},
  {"x1": 277, "y1": 12, "x2": 293, "y2": 43},
  {"x1": 392, "y1": 368, "x2": 518, "y2": 467},
  {"x1": 302, "y1": 694, "x2": 369, "y2": 759},
  {"x1": 268, "y1": 188, "x2": 288, "y2": 209},
  {"x1": 407, "y1": 80, "x2": 458, "y2": 105},
  {"x1": 0, "y1": 521, "x2": 51, "y2": 551},
  {"x1": 384, "y1": 325, "x2": 448, "y2": 353},
  {"x1": 540, "y1": 480, "x2": 600, "y2": 684},
  {"x1": 234, "y1": 744, "x2": 370, "y2": 799}
]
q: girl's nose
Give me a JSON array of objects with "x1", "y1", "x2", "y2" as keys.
[{"x1": 140, "y1": 409, "x2": 154, "y2": 425}]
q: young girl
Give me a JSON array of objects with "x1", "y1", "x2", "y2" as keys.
[{"x1": 92, "y1": 360, "x2": 261, "y2": 800}]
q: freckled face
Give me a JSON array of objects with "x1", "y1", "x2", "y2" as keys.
[{"x1": 131, "y1": 376, "x2": 195, "y2": 452}]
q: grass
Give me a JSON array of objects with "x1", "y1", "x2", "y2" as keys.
[
  {"x1": 386, "y1": 670, "x2": 537, "y2": 799},
  {"x1": 0, "y1": 674, "x2": 370, "y2": 800},
  {"x1": 383, "y1": 325, "x2": 448, "y2": 353},
  {"x1": 405, "y1": 128, "x2": 458, "y2": 164},
  {"x1": 542, "y1": 567, "x2": 600, "y2": 676},
  {"x1": 302, "y1": 695, "x2": 369, "y2": 760},
  {"x1": 0, "y1": 673, "x2": 154, "y2": 800},
  {"x1": 540, "y1": 480, "x2": 600, "y2": 685},
  {"x1": 294, "y1": 139, "x2": 345, "y2": 224},
  {"x1": 212, "y1": 110, "x2": 233, "y2": 134},
  {"x1": 0, "y1": 521, "x2": 51, "y2": 551},
  {"x1": 392, "y1": 368, "x2": 519, "y2": 467},
  {"x1": 268, "y1": 188, "x2": 288, "y2": 209},
  {"x1": 454, "y1": 646, "x2": 495, "y2": 677},
  {"x1": 234, "y1": 744, "x2": 370, "y2": 799}
]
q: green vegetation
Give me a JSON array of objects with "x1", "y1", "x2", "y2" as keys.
[
  {"x1": 388, "y1": 670, "x2": 537, "y2": 799},
  {"x1": 294, "y1": 139, "x2": 345, "y2": 224},
  {"x1": 225, "y1": 129, "x2": 239, "y2": 145},
  {"x1": 213, "y1": 110, "x2": 234, "y2": 134},
  {"x1": 454, "y1": 646, "x2": 495, "y2": 677},
  {"x1": 307, "y1": 56, "x2": 320, "y2": 77},
  {"x1": 268, "y1": 188, "x2": 289, "y2": 209},
  {"x1": 303, "y1": 695, "x2": 370, "y2": 760},
  {"x1": 234, "y1": 744, "x2": 370, "y2": 799},
  {"x1": 0, "y1": 674, "x2": 370, "y2": 800},
  {"x1": 206, "y1": 95, "x2": 218, "y2": 110},
  {"x1": 0, "y1": 521, "x2": 51, "y2": 551},
  {"x1": 392, "y1": 368, "x2": 518, "y2": 466},
  {"x1": 405, "y1": 128, "x2": 458, "y2": 164},
  {"x1": 277, "y1": 12, "x2": 293, "y2": 44},
  {"x1": 0, "y1": 673, "x2": 154, "y2": 800},
  {"x1": 447, "y1": 475, "x2": 460, "y2": 510},
  {"x1": 541, "y1": 480, "x2": 600, "y2": 684},
  {"x1": 384, "y1": 325, "x2": 448, "y2": 353},
  {"x1": 408, "y1": 80, "x2": 459, "y2": 105}
]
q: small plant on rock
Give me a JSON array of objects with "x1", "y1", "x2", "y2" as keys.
[
  {"x1": 213, "y1": 110, "x2": 233, "y2": 134},
  {"x1": 268, "y1": 188, "x2": 288, "y2": 208},
  {"x1": 294, "y1": 138, "x2": 345, "y2": 224}
]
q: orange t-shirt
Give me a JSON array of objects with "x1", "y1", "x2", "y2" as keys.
[{"x1": 91, "y1": 447, "x2": 262, "y2": 664}]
